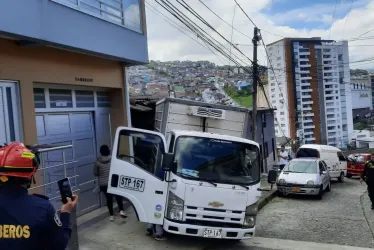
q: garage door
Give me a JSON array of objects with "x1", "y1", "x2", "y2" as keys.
[{"x1": 36, "y1": 112, "x2": 99, "y2": 215}]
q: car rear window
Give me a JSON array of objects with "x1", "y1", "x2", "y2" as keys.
[
  {"x1": 355, "y1": 155, "x2": 366, "y2": 163},
  {"x1": 296, "y1": 148, "x2": 319, "y2": 158}
]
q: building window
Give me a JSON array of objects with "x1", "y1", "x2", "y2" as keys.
[
  {"x1": 51, "y1": 0, "x2": 143, "y2": 33},
  {"x1": 34, "y1": 88, "x2": 46, "y2": 108},
  {"x1": 49, "y1": 89, "x2": 73, "y2": 108},
  {"x1": 76, "y1": 90, "x2": 95, "y2": 107},
  {"x1": 97, "y1": 91, "x2": 111, "y2": 107}
]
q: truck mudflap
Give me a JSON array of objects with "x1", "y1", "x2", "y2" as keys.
[{"x1": 163, "y1": 219, "x2": 255, "y2": 239}]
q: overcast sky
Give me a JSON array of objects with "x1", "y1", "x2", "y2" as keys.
[{"x1": 145, "y1": 0, "x2": 374, "y2": 69}]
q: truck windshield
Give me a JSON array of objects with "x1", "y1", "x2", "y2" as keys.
[{"x1": 173, "y1": 136, "x2": 260, "y2": 185}]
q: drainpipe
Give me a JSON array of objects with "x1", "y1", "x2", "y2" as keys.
[
  {"x1": 124, "y1": 66, "x2": 132, "y2": 128},
  {"x1": 123, "y1": 66, "x2": 134, "y2": 157}
]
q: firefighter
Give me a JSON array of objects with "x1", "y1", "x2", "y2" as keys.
[
  {"x1": 360, "y1": 152, "x2": 374, "y2": 210},
  {"x1": 0, "y1": 142, "x2": 78, "y2": 250}
]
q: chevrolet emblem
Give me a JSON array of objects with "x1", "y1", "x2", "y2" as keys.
[{"x1": 208, "y1": 201, "x2": 224, "y2": 208}]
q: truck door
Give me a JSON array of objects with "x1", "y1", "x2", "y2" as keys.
[{"x1": 108, "y1": 127, "x2": 168, "y2": 225}]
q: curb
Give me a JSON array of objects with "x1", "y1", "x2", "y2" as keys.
[{"x1": 257, "y1": 190, "x2": 277, "y2": 211}]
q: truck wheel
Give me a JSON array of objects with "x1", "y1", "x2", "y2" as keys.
[
  {"x1": 338, "y1": 172, "x2": 345, "y2": 183},
  {"x1": 346, "y1": 173, "x2": 352, "y2": 178},
  {"x1": 277, "y1": 190, "x2": 284, "y2": 197}
]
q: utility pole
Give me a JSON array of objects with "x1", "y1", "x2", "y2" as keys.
[{"x1": 252, "y1": 27, "x2": 261, "y2": 141}]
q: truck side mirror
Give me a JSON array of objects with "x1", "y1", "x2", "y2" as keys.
[
  {"x1": 162, "y1": 153, "x2": 174, "y2": 171},
  {"x1": 268, "y1": 169, "x2": 277, "y2": 184}
]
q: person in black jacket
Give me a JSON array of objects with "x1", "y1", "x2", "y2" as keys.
[
  {"x1": 360, "y1": 153, "x2": 374, "y2": 210},
  {"x1": 0, "y1": 143, "x2": 78, "y2": 250}
]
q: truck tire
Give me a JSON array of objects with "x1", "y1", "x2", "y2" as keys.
[
  {"x1": 346, "y1": 173, "x2": 352, "y2": 178},
  {"x1": 277, "y1": 190, "x2": 284, "y2": 197},
  {"x1": 338, "y1": 172, "x2": 345, "y2": 183}
]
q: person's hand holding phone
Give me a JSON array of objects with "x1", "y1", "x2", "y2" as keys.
[{"x1": 61, "y1": 194, "x2": 79, "y2": 213}]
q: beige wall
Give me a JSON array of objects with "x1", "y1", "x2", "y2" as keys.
[
  {"x1": 0, "y1": 38, "x2": 129, "y2": 193},
  {"x1": 0, "y1": 38, "x2": 127, "y2": 145}
]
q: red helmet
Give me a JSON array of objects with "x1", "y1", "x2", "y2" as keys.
[{"x1": 0, "y1": 142, "x2": 39, "y2": 180}]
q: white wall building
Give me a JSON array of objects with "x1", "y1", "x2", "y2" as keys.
[
  {"x1": 267, "y1": 38, "x2": 353, "y2": 147},
  {"x1": 350, "y1": 76, "x2": 372, "y2": 120}
]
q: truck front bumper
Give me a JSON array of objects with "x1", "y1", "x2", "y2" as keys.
[{"x1": 163, "y1": 218, "x2": 255, "y2": 239}]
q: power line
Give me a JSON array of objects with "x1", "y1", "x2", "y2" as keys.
[
  {"x1": 328, "y1": 0, "x2": 339, "y2": 39},
  {"x1": 228, "y1": 4, "x2": 237, "y2": 72},
  {"x1": 145, "y1": 1, "x2": 229, "y2": 65},
  {"x1": 198, "y1": 0, "x2": 251, "y2": 40},
  {"x1": 233, "y1": 0, "x2": 256, "y2": 27},
  {"x1": 176, "y1": 0, "x2": 254, "y2": 64},
  {"x1": 154, "y1": 0, "x2": 252, "y2": 69},
  {"x1": 230, "y1": 0, "x2": 293, "y2": 144},
  {"x1": 342, "y1": 0, "x2": 354, "y2": 32}
]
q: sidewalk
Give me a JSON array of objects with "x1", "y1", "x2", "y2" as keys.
[{"x1": 257, "y1": 174, "x2": 277, "y2": 210}]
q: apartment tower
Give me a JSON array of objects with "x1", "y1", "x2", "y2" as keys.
[{"x1": 267, "y1": 37, "x2": 353, "y2": 147}]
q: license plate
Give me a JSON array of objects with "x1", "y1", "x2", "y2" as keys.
[
  {"x1": 119, "y1": 175, "x2": 145, "y2": 192},
  {"x1": 291, "y1": 187, "x2": 301, "y2": 192},
  {"x1": 203, "y1": 228, "x2": 222, "y2": 238}
]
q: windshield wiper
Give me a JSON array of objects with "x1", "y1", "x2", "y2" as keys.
[{"x1": 178, "y1": 173, "x2": 217, "y2": 187}]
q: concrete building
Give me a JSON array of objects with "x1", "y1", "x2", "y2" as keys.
[
  {"x1": 350, "y1": 76, "x2": 372, "y2": 120},
  {"x1": 267, "y1": 37, "x2": 353, "y2": 148},
  {"x1": 0, "y1": 0, "x2": 147, "y2": 216}
]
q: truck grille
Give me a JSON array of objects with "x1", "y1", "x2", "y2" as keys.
[{"x1": 184, "y1": 206, "x2": 244, "y2": 226}]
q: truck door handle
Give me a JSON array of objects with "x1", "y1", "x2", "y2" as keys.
[{"x1": 155, "y1": 190, "x2": 163, "y2": 195}]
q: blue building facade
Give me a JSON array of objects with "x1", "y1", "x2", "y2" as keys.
[{"x1": 0, "y1": 0, "x2": 148, "y2": 216}]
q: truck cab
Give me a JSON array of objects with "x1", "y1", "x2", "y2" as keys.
[{"x1": 108, "y1": 127, "x2": 262, "y2": 240}]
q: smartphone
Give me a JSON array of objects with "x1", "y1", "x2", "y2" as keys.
[{"x1": 57, "y1": 178, "x2": 74, "y2": 204}]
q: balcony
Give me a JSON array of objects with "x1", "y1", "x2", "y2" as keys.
[
  {"x1": 301, "y1": 94, "x2": 312, "y2": 98},
  {"x1": 304, "y1": 136, "x2": 316, "y2": 141},
  {"x1": 299, "y1": 57, "x2": 310, "y2": 62},
  {"x1": 302, "y1": 100, "x2": 313, "y2": 105},
  {"x1": 303, "y1": 131, "x2": 314, "y2": 136},
  {"x1": 301, "y1": 82, "x2": 311, "y2": 87},
  {"x1": 303, "y1": 122, "x2": 315, "y2": 129},
  {"x1": 299, "y1": 63, "x2": 311, "y2": 67},
  {"x1": 300, "y1": 76, "x2": 312, "y2": 80},
  {"x1": 303, "y1": 112, "x2": 314, "y2": 117},
  {"x1": 302, "y1": 106, "x2": 312, "y2": 111},
  {"x1": 0, "y1": 0, "x2": 148, "y2": 63}
]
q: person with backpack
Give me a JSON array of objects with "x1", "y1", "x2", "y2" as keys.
[
  {"x1": 278, "y1": 145, "x2": 290, "y2": 171},
  {"x1": 94, "y1": 145, "x2": 127, "y2": 221}
]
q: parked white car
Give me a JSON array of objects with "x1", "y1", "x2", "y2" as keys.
[
  {"x1": 296, "y1": 144, "x2": 347, "y2": 182},
  {"x1": 277, "y1": 158, "x2": 331, "y2": 199}
]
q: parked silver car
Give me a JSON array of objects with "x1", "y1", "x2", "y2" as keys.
[{"x1": 276, "y1": 158, "x2": 331, "y2": 199}]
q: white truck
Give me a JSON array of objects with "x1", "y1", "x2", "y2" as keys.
[{"x1": 108, "y1": 98, "x2": 276, "y2": 240}]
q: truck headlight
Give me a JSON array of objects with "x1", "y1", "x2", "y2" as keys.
[
  {"x1": 243, "y1": 215, "x2": 256, "y2": 228},
  {"x1": 166, "y1": 191, "x2": 184, "y2": 221},
  {"x1": 278, "y1": 179, "x2": 286, "y2": 185},
  {"x1": 306, "y1": 180, "x2": 314, "y2": 186},
  {"x1": 245, "y1": 203, "x2": 258, "y2": 216}
]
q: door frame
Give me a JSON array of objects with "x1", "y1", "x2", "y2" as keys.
[{"x1": 0, "y1": 80, "x2": 22, "y2": 143}]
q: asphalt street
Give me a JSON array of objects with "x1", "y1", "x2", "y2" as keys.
[
  {"x1": 256, "y1": 177, "x2": 374, "y2": 248},
  {"x1": 78, "y1": 177, "x2": 374, "y2": 250}
]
